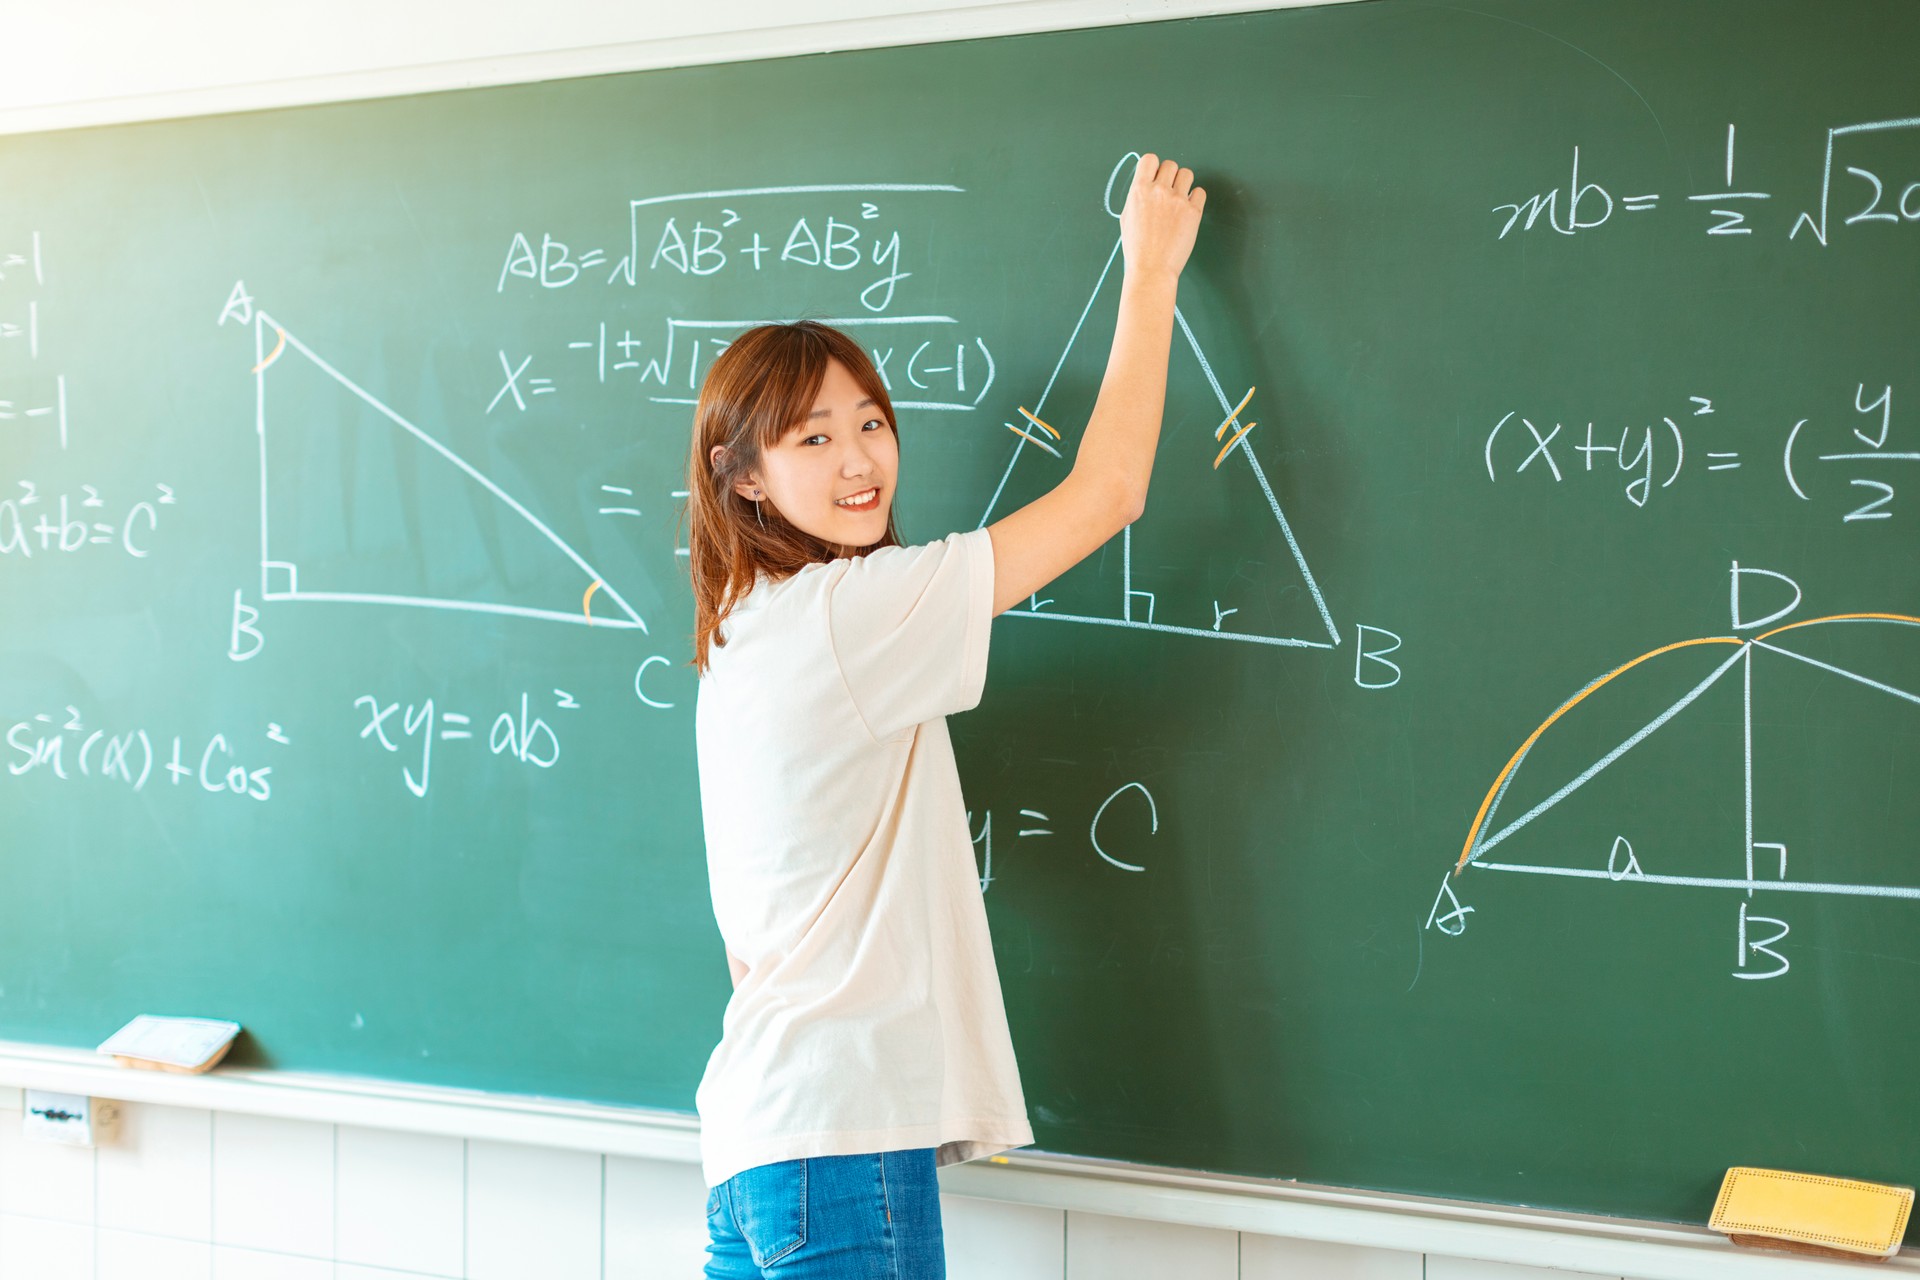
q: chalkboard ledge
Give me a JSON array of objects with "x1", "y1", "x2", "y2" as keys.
[
  {"x1": 0, "y1": 1037, "x2": 700, "y2": 1164},
  {"x1": 942, "y1": 1154, "x2": 1915, "y2": 1279},
  {"x1": 0, "y1": 1038, "x2": 1905, "y2": 1279}
]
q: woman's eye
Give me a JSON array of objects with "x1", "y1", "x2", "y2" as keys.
[
  {"x1": 862, "y1": 419, "x2": 884, "y2": 431},
  {"x1": 803, "y1": 434, "x2": 828, "y2": 446}
]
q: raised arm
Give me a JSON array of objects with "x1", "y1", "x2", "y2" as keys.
[{"x1": 986, "y1": 153, "x2": 1206, "y2": 616}]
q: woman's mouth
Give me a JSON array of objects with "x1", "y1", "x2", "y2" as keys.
[{"x1": 833, "y1": 487, "x2": 881, "y2": 513}]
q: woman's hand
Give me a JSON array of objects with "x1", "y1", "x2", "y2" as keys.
[
  {"x1": 1119, "y1": 152, "x2": 1206, "y2": 282},
  {"x1": 984, "y1": 152, "x2": 1208, "y2": 614}
]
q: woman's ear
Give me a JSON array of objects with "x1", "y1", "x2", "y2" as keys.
[{"x1": 711, "y1": 444, "x2": 763, "y2": 502}]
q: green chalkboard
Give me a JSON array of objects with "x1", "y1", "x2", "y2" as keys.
[{"x1": 3, "y1": 0, "x2": 1917, "y2": 1230}]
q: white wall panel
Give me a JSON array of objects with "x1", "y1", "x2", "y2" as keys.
[
  {"x1": 464, "y1": 1139, "x2": 601, "y2": 1280},
  {"x1": 97, "y1": 1103, "x2": 213, "y2": 1240},
  {"x1": 1065, "y1": 1209, "x2": 1238, "y2": 1280},
  {"x1": 209, "y1": 1112, "x2": 333, "y2": 1257},
  {"x1": 943, "y1": 1192, "x2": 1066, "y2": 1280},
  {"x1": 336, "y1": 1123, "x2": 465, "y2": 1276},
  {"x1": 1242, "y1": 1232, "x2": 1425, "y2": 1279}
]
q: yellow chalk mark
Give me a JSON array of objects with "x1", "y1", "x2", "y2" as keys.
[
  {"x1": 1213, "y1": 422, "x2": 1257, "y2": 469},
  {"x1": 583, "y1": 579, "x2": 603, "y2": 624},
  {"x1": 251, "y1": 326, "x2": 287, "y2": 374},
  {"x1": 1016, "y1": 406, "x2": 1061, "y2": 440},
  {"x1": 1454, "y1": 609, "x2": 1920, "y2": 877},
  {"x1": 1213, "y1": 386, "x2": 1257, "y2": 440},
  {"x1": 1758, "y1": 611, "x2": 1920, "y2": 640},
  {"x1": 1006, "y1": 423, "x2": 1061, "y2": 455},
  {"x1": 1454, "y1": 635, "x2": 1743, "y2": 874}
]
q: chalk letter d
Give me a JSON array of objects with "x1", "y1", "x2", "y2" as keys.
[{"x1": 1729, "y1": 561, "x2": 1801, "y2": 631}]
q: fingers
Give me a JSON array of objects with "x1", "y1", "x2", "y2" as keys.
[
  {"x1": 1133, "y1": 151, "x2": 1203, "y2": 203},
  {"x1": 1117, "y1": 152, "x2": 1206, "y2": 280}
]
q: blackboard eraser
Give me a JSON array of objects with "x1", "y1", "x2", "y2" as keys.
[
  {"x1": 1711, "y1": 1166, "x2": 1912, "y2": 1261},
  {"x1": 94, "y1": 1014, "x2": 242, "y2": 1074}
]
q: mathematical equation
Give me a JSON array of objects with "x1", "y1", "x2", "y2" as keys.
[
  {"x1": 354, "y1": 689, "x2": 573, "y2": 797},
  {"x1": 6, "y1": 707, "x2": 283, "y2": 800},
  {"x1": 0, "y1": 481, "x2": 177, "y2": 558},
  {"x1": 1492, "y1": 119, "x2": 1920, "y2": 245},
  {"x1": 969, "y1": 781, "x2": 1160, "y2": 893},
  {"x1": 499, "y1": 192, "x2": 929, "y2": 310},
  {"x1": 1484, "y1": 383, "x2": 1912, "y2": 523},
  {"x1": 484, "y1": 315, "x2": 994, "y2": 418},
  {"x1": 487, "y1": 183, "x2": 997, "y2": 418},
  {"x1": 0, "y1": 230, "x2": 68, "y2": 449}
]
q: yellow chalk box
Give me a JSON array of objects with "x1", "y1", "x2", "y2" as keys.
[{"x1": 1711, "y1": 1166, "x2": 1913, "y2": 1261}]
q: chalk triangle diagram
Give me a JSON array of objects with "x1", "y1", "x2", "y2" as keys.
[
  {"x1": 1459, "y1": 640, "x2": 1751, "y2": 877},
  {"x1": 1455, "y1": 618, "x2": 1920, "y2": 890},
  {"x1": 250, "y1": 313, "x2": 645, "y2": 632},
  {"x1": 975, "y1": 237, "x2": 1339, "y2": 651}
]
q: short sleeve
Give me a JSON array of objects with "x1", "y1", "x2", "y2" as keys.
[{"x1": 827, "y1": 528, "x2": 996, "y2": 741}]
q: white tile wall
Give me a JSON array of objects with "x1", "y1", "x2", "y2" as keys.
[
  {"x1": 943, "y1": 1193, "x2": 1064, "y2": 1280},
  {"x1": 210, "y1": 1111, "x2": 334, "y2": 1257},
  {"x1": 0, "y1": 1212, "x2": 94, "y2": 1279},
  {"x1": 97, "y1": 1101, "x2": 212, "y2": 1238},
  {"x1": 211, "y1": 1244, "x2": 333, "y2": 1280},
  {"x1": 464, "y1": 1138, "x2": 601, "y2": 1280},
  {"x1": 0, "y1": 1100, "x2": 95, "y2": 1220},
  {"x1": 1242, "y1": 1232, "x2": 1424, "y2": 1278},
  {"x1": 97, "y1": 1226, "x2": 213, "y2": 1280},
  {"x1": 0, "y1": 1094, "x2": 1676, "y2": 1279},
  {"x1": 336, "y1": 1123, "x2": 465, "y2": 1276},
  {"x1": 1066, "y1": 1209, "x2": 1240, "y2": 1280},
  {"x1": 606, "y1": 1152, "x2": 710, "y2": 1279},
  {"x1": 338, "y1": 1264, "x2": 451, "y2": 1280}
]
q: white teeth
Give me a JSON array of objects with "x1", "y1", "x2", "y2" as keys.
[{"x1": 835, "y1": 488, "x2": 878, "y2": 507}]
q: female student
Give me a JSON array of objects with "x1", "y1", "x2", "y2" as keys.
[{"x1": 685, "y1": 152, "x2": 1205, "y2": 1278}]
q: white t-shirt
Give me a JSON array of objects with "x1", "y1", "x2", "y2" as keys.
[{"x1": 692, "y1": 527, "x2": 1033, "y2": 1188}]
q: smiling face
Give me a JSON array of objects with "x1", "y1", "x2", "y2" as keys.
[{"x1": 734, "y1": 357, "x2": 899, "y2": 548}]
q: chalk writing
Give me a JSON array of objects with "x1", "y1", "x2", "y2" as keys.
[
  {"x1": 355, "y1": 688, "x2": 571, "y2": 798},
  {"x1": 0, "y1": 481, "x2": 173, "y2": 558},
  {"x1": 1491, "y1": 118, "x2": 1920, "y2": 244},
  {"x1": 1432, "y1": 562, "x2": 1920, "y2": 983},
  {"x1": 233, "y1": 304, "x2": 650, "y2": 634},
  {"x1": 6, "y1": 707, "x2": 280, "y2": 800},
  {"x1": 986, "y1": 155, "x2": 1349, "y2": 655},
  {"x1": 1487, "y1": 384, "x2": 1914, "y2": 523},
  {"x1": 495, "y1": 183, "x2": 962, "y2": 317},
  {"x1": 968, "y1": 782, "x2": 1160, "y2": 891},
  {"x1": 524, "y1": 315, "x2": 995, "y2": 414}
]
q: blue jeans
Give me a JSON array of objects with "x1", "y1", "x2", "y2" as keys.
[{"x1": 705, "y1": 1148, "x2": 945, "y2": 1278}]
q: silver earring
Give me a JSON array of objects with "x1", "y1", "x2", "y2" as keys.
[{"x1": 754, "y1": 498, "x2": 765, "y2": 528}]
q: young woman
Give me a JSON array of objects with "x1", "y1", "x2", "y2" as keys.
[{"x1": 686, "y1": 153, "x2": 1205, "y2": 1278}]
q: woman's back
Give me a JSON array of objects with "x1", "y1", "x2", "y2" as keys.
[{"x1": 694, "y1": 530, "x2": 1031, "y2": 1190}]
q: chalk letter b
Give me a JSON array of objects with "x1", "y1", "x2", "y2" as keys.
[{"x1": 1354, "y1": 624, "x2": 1403, "y2": 689}]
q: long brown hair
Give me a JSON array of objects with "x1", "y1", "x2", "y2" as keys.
[{"x1": 684, "y1": 321, "x2": 903, "y2": 673}]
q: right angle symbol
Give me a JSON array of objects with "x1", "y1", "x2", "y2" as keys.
[
  {"x1": 1428, "y1": 560, "x2": 1920, "y2": 981},
  {"x1": 978, "y1": 153, "x2": 1341, "y2": 653}
]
